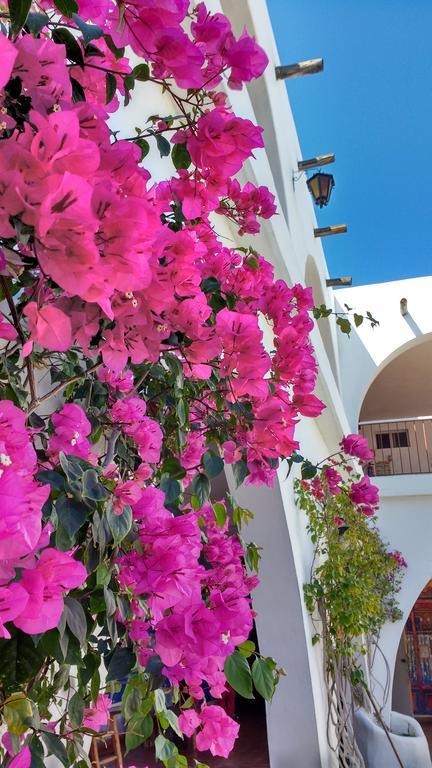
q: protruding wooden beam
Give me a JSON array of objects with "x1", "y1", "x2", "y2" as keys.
[
  {"x1": 314, "y1": 225, "x2": 347, "y2": 238},
  {"x1": 326, "y1": 277, "x2": 352, "y2": 287},
  {"x1": 298, "y1": 154, "x2": 335, "y2": 172},
  {"x1": 400, "y1": 298, "x2": 408, "y2": 316},
  {"x1": 275, "y1": 58, "x2": 323, "y2": 80}
]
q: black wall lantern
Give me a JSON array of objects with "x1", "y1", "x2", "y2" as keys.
[{"x1": 307, "y1": 171, "x2": 335, "y2": 207}]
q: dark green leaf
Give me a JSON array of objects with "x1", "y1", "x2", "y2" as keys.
[
  {"x1": 104, "y1": 35, "x2": 125, "y2": 59},
  {"x1": 105, "y1": 72, "x2": 117, "y2": 104},
  {"x1": 156, "y1": 134, "x2": 171, "y2": 157},
  {"x1": 171, "y1": 143, "x2": 191, "y2": 171},
  {"x1": 56, "y1": 496, "x2": 87, "y2": 538},
  {"x1": 106, "y1": 647, "x2": 135, "y2": 682},
  {"x1": 41, "y1": 731, "x2": 68, "y2": 766},
  {"x1": 224, "y1": 652, "x2": 254, "y2": 699},
  {"x1": 135, "y1": 138, "x2": 150, "y2": 161},
  {"x1": 52, "y1": 28, "x2": 84, "y2": 66},
  {"x1": 123, "y1": 688, "x2": 141, "y2": 721},
  {"x1": 131, "y1": 63, "x2": 150, "y2": 81},
  {"x1": 125, "y1": 714, "x2": 153, "y2": 754},
  {"x1": 336, "y1": 316, "x2": 352, "y2": 336},
  {"x1": 82, "y1": 469, "x2": 109, "y2": 501},
  {"x1": 106, "y1": 503, "x2": 132, "y2": 545},
  {"x1": 54, "y1": 0, "x2": 78, "y2": 17},
  {"x1": 36, "y1": 469, "x2": 65, "y2": 491},
  {"x1": 9, "y1": 0, "x2": 31, "y2": 37},
  {"x1": 354, "y1": 313, "x2": 363, "y2": 328},
  {"x1": 71, "y1": 77, "x2": 86, "y2": 103},
  {"x1": 251, "y1": 657, "x2": 274, "y2": 700},
  {"x1": 232, "y1": 459, "x2": 248, "y2": 488},
  {"x1": 301, "y1": 460, "x2": 317, "y2": 480},
  {"x1": 78, "y1": 653, "x2": 99, "y2": 687},
  {"x1": 160, "y1": 476, "x2": 181, "y2": 504},
  {"x1": 104, "y1": 587, "x2": 116, "y2": 617},
  {"x1": 203, "y1": 451, "x2": 224, "y2": 478},
  {"x1": 0, "y1": 630, "x2": 45, "y2": 692},
  {"x1": 190, "y1": 473, "x2": 210, "y2": 507},
  {"x1": 69, "y1": 692, "x2": 84, "y2": 728},
  {"x1": 63, "y1": 597, "x2": 87, "y2": 647}
]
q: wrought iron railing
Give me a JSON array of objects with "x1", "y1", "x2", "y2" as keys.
[{"x1": 359, "y1": 417, "x2": 432, "y2": 476}]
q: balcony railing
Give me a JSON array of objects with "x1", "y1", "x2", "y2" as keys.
[{"x1": 359, "y1": 418, "x2": 432, "y2": 476}]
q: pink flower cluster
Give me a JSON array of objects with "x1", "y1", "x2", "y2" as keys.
[
  {"x1": 0, "y1": 401, "x2": 85, "y2": 638},
  {"x1": 179, "y1": 704, "x2": 239, "y2": 758},
  {"x1": 119, "y1": 498, "x2": 255, "y2": 702}
]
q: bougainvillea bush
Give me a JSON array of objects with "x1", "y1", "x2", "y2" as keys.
[{"x1": 0, "y1": 0, "x2": 359, "y2": 766}]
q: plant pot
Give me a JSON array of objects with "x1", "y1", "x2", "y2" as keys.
[{"x1": 354, "y1": 707, "x2": 431, "y2": 768}]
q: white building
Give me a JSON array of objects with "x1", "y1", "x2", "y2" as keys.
[{"x1": 111, "y1": 1, "x2": 432, "y2": 766}]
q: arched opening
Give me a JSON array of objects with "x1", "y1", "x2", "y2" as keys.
[
  {"x1": 304, "y1": 255, "x2": 339, "y2": 382},
  {"x1": 393, "y1": 580, "x2": 432, "y2": 755},
  {"x1": 359, "y1": 337, "x2": 432, "y2": 476}
]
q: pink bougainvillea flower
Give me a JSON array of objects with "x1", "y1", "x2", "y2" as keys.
[
  {"x1": 0, "y1": 35, "x2": 17, "y2": 90},
  {"x1": 49, "y1": 403, "x2": 94, "y2": 460},
  {"x1": 340, "y1": 433, "x2": 373, "y2": 462},
  {"x1": 9, "y1": 746, "x2": 31, "y2": 768},
  {"x1": 0, "y1": 318, "x2": 17, "y2": 341},
  {"x1": 14, "y1": 549, "x2": 86, "y2": 634},
  {"x1": 179, "y1": 709, "x2": 201, "y2": 737},
  {"x1": 349, "y1": 476, "x2": 379, "y2": 516},
  {"x1": 24, "y1": 302, "x2": 73, "y2": 352},
  {"x1": 0, "y1": 583, "x2": 29, "y2": 639},
  {"x1": 83, "y1": 694, "x2": 111, "y2": 731},
  {"x1": 195, "y1": 705, "x2": 240, "y2": 758}
]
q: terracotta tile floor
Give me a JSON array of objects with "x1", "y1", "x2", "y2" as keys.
[{"x1": 124, "y1": 702, "x2": 270, "y2": 768}]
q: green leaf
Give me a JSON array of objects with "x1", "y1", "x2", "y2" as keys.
[
  {"x1": 125, "y1": 714, "x2": 153, "y2": 754},
  {"x1": 41, "y1": 731, "x2": 68, "y2": 766},
  {"x1": 105, "y1": 72, "x2": 117, "y2": 104},
  {"x1": 203, "y1": 451, "x2": 224, "y2": 478},
  {"x1": 71, "y1": 76, "x2": 86, "y2": 103},
  {"x1": 56, "y1": 496, "x2": 87, "y2": 538},
  {"x1": 0, "y1": 630, "x2": 45, "y2": 692},
  {"x1": 212, "y1": 502, "x2": 227, "y2": 528},
  {"x1": 131, "y1": 63, "x2": 150, "y2": 81},
  {"x1": 160, "y1": 709, "x2": 183, "y2": 738},
  {"x1": 354, "y1": 313, "x2": 364, "y2": 328},
  {"x1": 9, "y1": 0, "x2": 31, "y2": 37},
  {"x1": 232, "y1": 459, "x2": 248, "y2": 488},
  {"x1": 69, "y1": 691, "x2": 84, "y2": 728},
  {"x1": 251, "y1": 657, "x2": 275, "y2": 700},
  {"x1": 160, "y1": 476, "x2": 181, "y2": 505},
  {"x1": 106, "y1": 503, "x2": 132, "y2": 545},
  {"x1": 4, "y1": 693, "x2": 33, "y2": 735},
  {"x1": 36, "y1": 470, "x2": 65, "y2": 491},
  {"x1": 154, "y1": 689, "x2": 165, "y2": 714},
  {"x1": 63, "y1": 597, "x2": 88, "y2": 647},
  {"x1": 104, "y1": 587, "x2": 116, "y2": 617},
  {"x1": 190, "y1": 473, "x2": 210, "y2": 507},
  {"x1": 156, "y1": 134, "x2": 171, "y2": 157},
  {"x1": 54, "y1": 0, "x2": 79, "y2": 17},
  {"x1": 106, "y1": 647, "x2": 135, "y2": 682},
  {"x1": 155, "y1": 735, "x2": 177, "y2": 762},
  {"x1": 52, "y1": 28, "x2": 84, "y2": 66},
  {"x1": 238, "y1": 640, "x2": 256, "y2": 658},
  {"x1": 171, "y1": 143, "x2": 191, "y2": 171},
  {"x1": 135, "y1": 138, "x2": 150, "y2": 161},
  {"x1": 336, "y1": 316, "x2": 352, "y2": 336},
  {"x1": 26, "y1": 11, "x2": 49, "y2": 34},
  {"x1": 122, "y1": 688, "x2": 141, "y2": 721},
  {"x1": 72, "y1": 14, "x2": 103, "y2": 42},
  {"x1": 301, "y1": 460, "x2": 317, "y2": 480},
  {"x1": 224, "y1": 652, "x2": 254, "y2": 699},
  {"x1": 82, "y1": 469, "x2": 109, "y2": 501}
]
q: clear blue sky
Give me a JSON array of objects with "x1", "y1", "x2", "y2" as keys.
[{"x1": 267, "y1": 0, "x2": 432, "y2": 286}]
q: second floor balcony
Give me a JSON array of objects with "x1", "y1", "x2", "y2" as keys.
[{"x1": 359, "y1": 418, "x2": 432, "y2": 476}]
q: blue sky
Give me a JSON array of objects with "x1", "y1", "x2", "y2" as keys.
[{"x1": 267, "y1": 0, "x2": 432, "y2": 286}]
